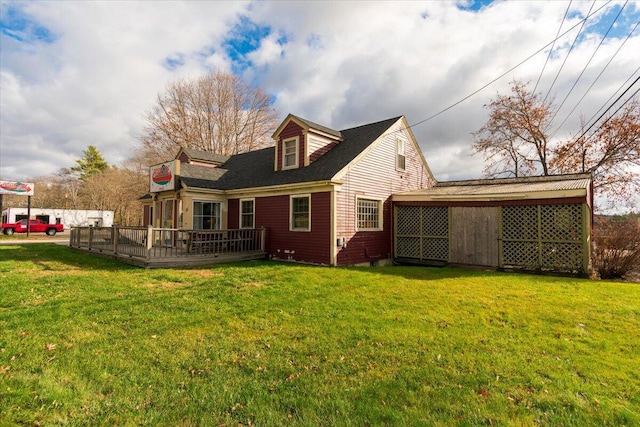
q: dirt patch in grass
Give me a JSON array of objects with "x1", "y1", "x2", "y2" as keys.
[
  {"x1": 142, "y1": 281, "x2": 192, "y2": 290},
  {"x1": 187, "y1": 269, "x2": 225, "y2": 279},
  {"x1": 236, "y1": 282, "x2": 263, "y2": 291}
]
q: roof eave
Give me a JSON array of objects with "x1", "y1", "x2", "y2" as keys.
[{"x1": 392, "y1": 188, "x2": 588, "y2": 202}]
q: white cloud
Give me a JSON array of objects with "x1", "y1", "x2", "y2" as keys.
[{"x1": 1, "y1": 0, "x2": 638, "y2": 212}]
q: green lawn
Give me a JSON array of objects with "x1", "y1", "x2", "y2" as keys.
[{"x1": 1, "y1": 244, "x2": 638, "y2": 426}]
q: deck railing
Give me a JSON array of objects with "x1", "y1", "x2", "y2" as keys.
[{"x1": 69, "y1": 226, "x2": 266, "y2": 261}]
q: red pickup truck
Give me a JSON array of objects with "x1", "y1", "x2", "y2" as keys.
[{"x1": 2, "y1": 219, "x2": 65, "y2": 236}]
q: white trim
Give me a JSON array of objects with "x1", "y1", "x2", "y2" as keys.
[
  {"x1": 355, "y1": 196, "x2": 383, "y2": 231},
  {"x1": 282, "y1": 136, "x2": 299, "y2": 170},
  {"x1": 331, "y1": 188, "x2": 337, "y2": 266},
  {"x1": 303, "y1": 131, "x2": 310, "y2": 167},
  {"x1": 239, "y1": 198, "x2": 255, "y2": 229},
  {"x1": 273, "y1": 137, "x2": 279, "y2": 171},
  {"x1": 225, "y1": 181, "x2": 337, "y2": 198},
  {"x1": 290, "y1": 193, "x2": 311, "y2": 232}
]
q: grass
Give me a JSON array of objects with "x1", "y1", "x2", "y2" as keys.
[{"x1": 0, "y1": 244, "x2": 639, "y2": 426}]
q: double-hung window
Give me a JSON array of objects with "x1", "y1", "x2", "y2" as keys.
[
  {"x1": 193, "y1": 201, "x2": 221, "y2": 230},
  {"x1": 396, "y1": 138, "x2": 406, "y2": 171},
  {"x1": 290, "y1": 195, "x2": 310, "y2": 231},
  {"x1": 240, "y1": 199, "x2": 255, "y2": 229},
  {"x1": 283, "y1": 137, "x2": 298, "y2": 169},
  {"x1": 356, "y1": 197, "x2": 382, "y2": 231}
]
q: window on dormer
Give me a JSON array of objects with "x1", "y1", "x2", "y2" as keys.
[
  {"x1": 283, "y1": 137, "x2": 298, "y2": 169},
  {"x1": 396, "y1": 138, "x2": 406, "y2": 171}
]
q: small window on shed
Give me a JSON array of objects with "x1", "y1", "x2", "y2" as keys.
[{"x1": 396, "y1": 138, "x2": 406, "y2": 171}]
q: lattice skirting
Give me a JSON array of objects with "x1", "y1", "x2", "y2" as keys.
[
  {"x1": 501, "y1": 204, "x2": 584, "y2": 272},
  {"x1": 395, "y1": 203, "x2": 586, "y2": 273},
  {"x1": 395, "y1": 206, "x2": 448, "y2": 261}
]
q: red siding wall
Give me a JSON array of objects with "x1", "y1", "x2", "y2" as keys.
[
  {"x1": 143, "y1": 205, "x2": 152, "y2": 226},
  {"x1": 276, "y1": 121, "x2": 305, "y2": 170},
  {"x1": 178, "y1": 152, "x2": 189, "y2": 163},
  {"x1": 245, "y1": 192, "x2": 332, "y2": 264}
]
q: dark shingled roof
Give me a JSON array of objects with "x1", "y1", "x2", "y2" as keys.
[
  {"x1": 289, "y1": 114, "x2": 343, "y2": 139},
  {"x1": 181, "y1": 148, "x2": 230, "y2": 165},
  {"x1": 179, "y1": 116, "x2": 401, "y2": 191}
]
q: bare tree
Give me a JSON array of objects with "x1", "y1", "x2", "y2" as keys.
[
  {"x1": 139, "y1": 70, "x2": 278, "y2": 163},
  {"x1": 80, "y1": 166, "x2": 148, "y2": 225},
  {"x1": 473, "y1": 79, "x2": 639, "y2": 209},
  {"x1": 473, "y1": 80, "x2": 554, "y2": 177},
  {"x1": 551, "y1": 99, "x2": 640, "y2": 206}
]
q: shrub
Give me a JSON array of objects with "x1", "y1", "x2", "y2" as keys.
[{"x1": 592, "y1": 215, "x2": 640, "y2": 280}]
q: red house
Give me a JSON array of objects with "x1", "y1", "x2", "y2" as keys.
[{"x1": 142, "y1": 114, "x2": 435, "y2": 266}]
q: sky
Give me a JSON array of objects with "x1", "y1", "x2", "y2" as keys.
[{"x1": 1, "y1": 1, "x2": 639, "y2": 191}]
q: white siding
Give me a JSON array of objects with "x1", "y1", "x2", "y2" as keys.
[{"x1": 335, "y1": 125, "x2": 434, "y2": 239}]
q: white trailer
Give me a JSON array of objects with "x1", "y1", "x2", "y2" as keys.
[{"x1": 1, "y1": 208, "x2": 114, "y2": 230}]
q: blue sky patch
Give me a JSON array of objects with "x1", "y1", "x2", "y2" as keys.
[
  {"x1": 163, "y1": 53, "x2": 185, "y2": 71},
  {"x1": 223, "y1": 15, "x2": 271, "y2": 73},
  {"x1": 586, "y1": 3, "x2": 640, "y2": 40},
  {"x1": 0, "y1": 4, "x2": 57, "y2": 44},
  {"x1": 457, "y1": 0, "x2": 494, "y2": 12},
  {"x1": 306, "y1": 34, "x2": 323, "y2": 50}
]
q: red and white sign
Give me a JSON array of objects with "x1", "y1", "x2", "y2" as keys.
[
  {"x1": 0, "y1": 180, "x2": 35, "y2": 196},
  {"x1": 149, "y1": 161, "x2": 176, "y2": 192}
]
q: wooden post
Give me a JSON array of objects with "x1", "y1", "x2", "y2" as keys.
[
  {"x1": 582, "y1": 204, "x2": 591, "y2": 275},
  {"x1": 146, "y1": 225, "x2": 154, "y2": 260},
  {"x1": 111, "y1": 225, "x2": 117, "y2": 254}
]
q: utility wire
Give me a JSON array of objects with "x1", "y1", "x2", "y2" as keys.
[
  {"x1": 406, "y1": 0, "x2": 613, "y2": 131},
  {"x1": 548, "y1": 1, "x2": 628, "y2": 127},
  {"x1": 570, "y1": 74, "x2": 640, "y2": 143},
  {"x1": 541, "y1": 0, "x2": 595, "y2": 105},
  {"x1": 567, "y1": 66, "x2": 640, "y2": 139},
  {"x1": 549, "y1": 19, "x2": 640, "y2": 139},
  {"x1": 533, "y1": 0, "x2": 572, "y2": 94}
]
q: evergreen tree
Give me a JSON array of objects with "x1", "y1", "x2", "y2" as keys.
[{"x1": 71, "y1": 145, "x2": 110, "y2": 181}]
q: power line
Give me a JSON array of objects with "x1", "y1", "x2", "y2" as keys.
[
  {"x1": 571, "y1": 66, "x2": 640, "y2": 137},
  {"x1": 549, "y1": 19, "x2": 640, "y2": 139},
  {"x1": 547, "y1": 1, "x2": 629, "y2": 128},
  {"x1": 406, "y1": 0, "x2": 613, "y2": 131},
  {"x1": 571, "y1": 74, "x2": 640, "y2": 143},
  {"x1": 541, "y1": 0, "x2": 596, "y2": 106},
  {"x1": 533, "y1": 0, "x2": 573, "y2": 94}
]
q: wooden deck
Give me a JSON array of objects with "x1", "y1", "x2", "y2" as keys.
[{"x1": 69, "y1": 226, "x2": 267, "y2": 268}]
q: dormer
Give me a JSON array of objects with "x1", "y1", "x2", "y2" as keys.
[
  {"x1": 272, "y1": 114, "x2": 344, "y2": 171},
  {"x1": 177, "y1": 147, "x2": 230, "y2": 168}
]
